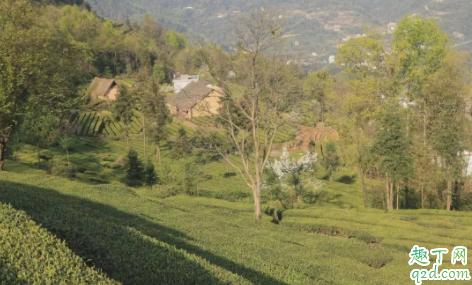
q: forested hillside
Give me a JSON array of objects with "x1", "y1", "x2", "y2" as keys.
[{"x1": 87, "y1": 0, "x2": 472, "y2": 68}]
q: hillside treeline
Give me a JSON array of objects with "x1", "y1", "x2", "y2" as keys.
[
  {"x1": 319, "y1": 17, "x2": 472, "y2": 211},
  {"x1": 37, "y1": 0, "x2": 188, "y2": 81},
  {"x1": 0, "y1": 0, "x2": 188, "y2": 171}
]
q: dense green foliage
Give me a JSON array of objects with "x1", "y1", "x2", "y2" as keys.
[
  {"x1": 0, "y1": 0, "x2": 78, "y2": 170},
  {"x1": 331, "y1": 14, "x2": 471, "y2": 211},
  {"x1": 0, "y1": 202, "x2": 116, "y2": 284}
]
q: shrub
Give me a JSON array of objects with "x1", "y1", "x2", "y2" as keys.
[
  {"x1": 50, "y1": 160, "x2": 76, "y2": 178},
  {"x1": 144, "y1": 160, "x2": 159, "y2": 189},
  {"x1": 0, "y1": 203, "x2": 117, "y2": 284},
  {"x1": 124, "y1": 150, "x2": 144, "y2": 186},
  {"x1": 107, "y1": 163, "x2": 121, "y2": 169}
]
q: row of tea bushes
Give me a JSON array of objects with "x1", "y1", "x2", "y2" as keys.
[{"x1": 0, "y1": 203, "x2": 118, "y2": 284}]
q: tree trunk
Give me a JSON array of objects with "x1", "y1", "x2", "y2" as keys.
[
  {"x1": 389, "y1": 182, "x2": 394, "y2": 211},
  {"x1": 405, "y1": 87, "x2": 411, "y2": 136},
  {"x1": 446, "y1": 180, "x2": 452, "y2": 211},
  {"x1": 156, "y1": 144, "x2": 161, "y2": 165},
  {"x1": 421, "y1": 183, "x2": 425, "y2": 209},
  {"x1": 386, "y1": 178, "x2": 394, "y2": 211},
  {"x1": 360, "y1": 171, "x2": 368, "y2": 207},
  {"x1": 143, "y1": 116, "x2": 146, "y2": 158},
  {"x1": 405, "y1": 184, "x2": 409, "y2": 209},
  {"x1": 0, "y1": 143, "x2": 5, "y2": 171},
  {"x1": 423, "y1": 103, "x2": 427, "y2": 146},
  {"x1": 252, "y1": 184, "x2": 262, "y2": 220},
  {"x1": 454, "y1": 180, "x2": 460, "y2": 211},
  {"x1": 396, "y1": 183, "x2": 400, "y2": 210},
  {"x1": 290, "y1": 187, "x2": 295, "y2": 209},
  {"x1": 37, "y1": 141, "x2": 41, "y2": 164},
  {"x1": 386, "y1": 181, "x2": 390, "y2": 211}
]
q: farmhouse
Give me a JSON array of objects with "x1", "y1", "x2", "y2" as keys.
[
  {"x1": 172, "y1": 74, "x2": 199, "y2": 93},
  {"x1": 168, "y1": 81, "x2": 223, "y2": 119},
  {"x1": 88, "y1": 77, "x2": 119, "y2": 102}
]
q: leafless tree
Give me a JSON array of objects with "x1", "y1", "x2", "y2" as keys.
[{"x1": 199, "y1": 9, "x2": 305, "y2": 219}]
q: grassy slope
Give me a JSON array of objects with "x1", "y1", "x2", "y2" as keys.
[{"x1": 1, "y1": 170, "x2": 471, "y2": 284}]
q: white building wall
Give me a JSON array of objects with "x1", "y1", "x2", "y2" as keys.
[{"x1": 173, "y1": 75, "x2": 199, "y2": 93}]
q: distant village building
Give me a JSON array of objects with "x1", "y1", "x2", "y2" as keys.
[
  {"x1": 464, "y1": 151, "x2": 472, "y2": 176},
  {"x1": 453, "y1": 32, "x2": 465, "y2": 40},
  {"x1": 88, "y1": 77, "x2": 119, "y2": 102},
  {"x1": 172, "y1": 74, "x2": 199, "y2": 93},
  {"x1": 329, "y1": 55, "x2": 336, "y2": 64},
  {"x1": 168, "y1": 81, "x2": 223, "y2": 119}
]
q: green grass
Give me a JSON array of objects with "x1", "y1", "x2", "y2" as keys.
[{"x1": 1, "y1": 171, "x2": 471, "y2": 284}]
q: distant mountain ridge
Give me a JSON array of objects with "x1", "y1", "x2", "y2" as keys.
[{"x1": 87, "y1": 0, "x2": 472, "y2": 67}]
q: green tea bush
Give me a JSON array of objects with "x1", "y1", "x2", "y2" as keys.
[
  {"x1": 106, "y1": 163, "x2": 121, "y2": 169},
  {"x1": 0, "y1": 203, "x2": 117, "y2": 284},
  {"x1": 50, "y1": 160, "x2": 76, "y2": 178}
]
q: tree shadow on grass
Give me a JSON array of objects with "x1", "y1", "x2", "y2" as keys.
[
  {"x1": 0, "y1": 180, "x2": 289, "y2": 285},
  {"x1": 337, "y1": 175, "x2": 357, "y2": 185}
]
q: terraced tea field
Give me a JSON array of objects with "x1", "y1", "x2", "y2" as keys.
[
  {"x1": 1, "y1": 171, "x2": 471, "y2": 284},
  {"x1": 70, "y1": 111, "x2": 143, "y2": 136}
]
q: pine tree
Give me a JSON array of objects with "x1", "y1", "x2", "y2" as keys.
[
  {"x1": 111, "y1": 87, "x2": 136, "y2": 151},
  {"x1": 144, "y1": 160, "x2": 158, "y2": 189},
  {"x1": 141, "y1": 80, "x2": 170, "y2": 163},
  {"x1": 126, "y1": 150, "x2": 144, "y2": 186}
]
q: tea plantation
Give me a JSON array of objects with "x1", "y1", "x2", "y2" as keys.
[
  {"x1": 0, "y1": 202, "x2": 117, "y2": 284},
  {"x1": 1, "y1": 170, "x2": 471, "y2": 284}
]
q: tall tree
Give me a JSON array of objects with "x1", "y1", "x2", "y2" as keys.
[
  {"x1": 303, "y1": 69, "x2": 333, "y2": 123},
  {"x1": 393, "y1": 15, "x2": 449, "y2": 137},
  {"x1": 424, "y1": 51, "x2": 467, "y2": 211},
  {"x1": 334, "y1": 30, "x2": 394, "y2": 207},
  {"x1": 141, "y1": 80, "x2": 171, "y2": 163},
  {"x1": 201, "y1": 10, "x2": 305, "y2": 219},
  {"x1": 0, "y1": 0, "x2": 77, "y2": 171},
  {"x1": 110, "y1": 87, "x2": 136, "y2": 151},
  {"x1": 372, "y1": 110, "x2": 413, "y2": 211}
]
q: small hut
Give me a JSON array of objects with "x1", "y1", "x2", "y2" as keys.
[{"x1": 88, "y1": 77, "x2": 119, "y2": 102}]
